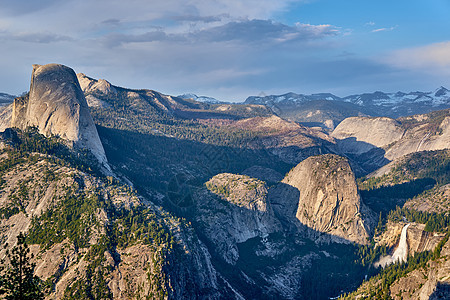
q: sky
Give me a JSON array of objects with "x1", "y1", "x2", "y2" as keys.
[{"x1": 0, "y1": 0, "x2": 449, "y2": 101}]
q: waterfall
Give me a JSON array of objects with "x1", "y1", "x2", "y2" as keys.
[
  {"x1": 391, "y1": 223, "x2": 410, "y2": 263},
  {"x1": 375, "y1": 223, "x2": 410, "y2": 268}
]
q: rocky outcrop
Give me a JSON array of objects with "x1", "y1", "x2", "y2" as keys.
[
  {"x1": 0, "y1": 105, "x2": 12, "y2": 132},
  {"x1": 0, "y1": 142, "x2": 239, "y2": 299},
  {"x1": 196, "y1": 173, "x2": 282, "y2": 264},
  {"x1": 332, "y1": 117, "x2": 405, "y2": 155},
  {"x1": 77, "y1": 73, "x2": 117, "y2": 96},
  {"x1": 76, "y1": 72, "x2": 206, "y2": 114},
  {"x1": 344, "y1": 230, "x2": 449, "y2": 299},
  {"x1": 383, "y1": 115, "x2": 450, "y2": 162},
  {"x1": 10, "y1": 64, "x2": 109, "y2": 169},
  {"x1": 404, "y1": 184, "x2": 450, "y2": 213},
  {"x1": 389, "y1": 237, "x2": 450, "y2": 300},
  {"x1": 375, "y1": 222, "x2": 446, "y2": 257},
  {"x1": 282, "y1": 154, "x2": 374, "y2": 244},
  {"x1": 332, "y1": 112, "x2": 450, "y2": 172},
  {"x1": 232, "y1": 115, "x2": 335, "y2": 165}
]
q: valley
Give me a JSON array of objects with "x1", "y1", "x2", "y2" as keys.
[{"x1": 0, "y1": 64, "x2": 449, "y2": 299}]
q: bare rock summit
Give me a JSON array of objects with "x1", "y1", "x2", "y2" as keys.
[
  {"x1": 282, "y1": 154, "x2": 374, "y2": 244},
  {"x1": 332, "y1": 117, "x2": 405, "y2": 155},
  {"x1": 11, "y1": 64, "x2": 109, "y2": 169}
]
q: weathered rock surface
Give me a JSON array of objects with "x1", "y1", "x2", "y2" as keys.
[
  {"x1": 332, "y1": 117, "x2": 405, "y2": 155},
  {"x1": 332, "y1": 111, "x2": 450, "y2": 172},
  {"x1": 404, "y1": 184, "x2": 450, "y2": 213},
  {"x1": 389, "y1": 237, "x2": 450, "y2": 300},
  {"x1": 232, "y1": 115, "x2": 335, "y2": 165},
  {"x1": 0, "y1": 105, "x2": 12, "y2": 132},
  {"x1": 197, "y1": 173, "x2": 282, "y2": 264},
  {"x1": 10, "y1": 64, "x2": 109, "y2": 169},
  {"x1": 385, "y1": 115, "x2": 450, "y2": 161},
  {"x1": 375, "y1": 222, "x2": 446, "y2": 256},
  {"x1": 77, "y1": 73, "x2": 117, "y2": 96},
  {"x1": 281, "y1": 154, "x2": 374, "y2": 244},
  {"x1": 0, "y1": 144, "x2": 239, "y2": 299},
  {"x1": 76, "y1": 72, "x2": 204, "y2": 114}
]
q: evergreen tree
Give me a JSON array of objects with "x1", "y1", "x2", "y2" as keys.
[{"x1": 0, "y1": 232, "x2": 44, "y2": 300}]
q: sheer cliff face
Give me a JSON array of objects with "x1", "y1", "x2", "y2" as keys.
[
  {"x1": 11, "y1": 64, "x2": 108, "y2": 167},
  {"x1": 283, "y1": 154, "x2": 374, "y2": 244},
  {"x1": 199, "y1": 173, "x2": 282, "y2": 264}
]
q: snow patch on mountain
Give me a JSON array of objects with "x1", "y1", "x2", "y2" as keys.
[
  {"x1": 246, "y1": 87, "x2": 450, "y2": 108},
  {"x1": 178, "y1": 93, "x2": 223, "y2": 104},
  {"x1": 245, "y1": 87, "x2": 450, "y2": 121},
  {"x1": 0, "y1": 93, "x2": 15, "y2": 106}
]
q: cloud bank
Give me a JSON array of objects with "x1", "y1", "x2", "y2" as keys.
[{"x1": 0, "y1": 0, "x2": 448, "y2": 101}]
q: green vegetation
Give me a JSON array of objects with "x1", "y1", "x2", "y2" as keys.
[
  {"x1": 341, "y1": 233, "x2": 450, "y2": 299},
  {"x1": 0, "y1": 232, "x2": 44, "y2": 300},
  {"x1": 0, "y1": 129, "x2": 177, "y2": 298},
  {"x1": 355, "y1": 243, "x2": 388, "y2": 268},
  {"x1": 87, "y1": 86, "x2": 291, "y2": 203},
  {"x1": 388, "y1": 207, "x2": 450, "y2": 233},
  {"x1": 27, "y1": 188, "x2": 103, "y2": 250},
  {"x1": 89, "y1": 88, "x2": 269, "y2": 148},
  {"x1": 0, "y1": 127, "x2": 102, "y2": 177},
  {"x1": 0, "y1": 180, "x2": 30, "y2": 219},
  {"x1": 62, "y1": 268, "x2": 112, "y2": 300},
  {"x1": 358, "y1": 150, "x2": 450, "y2": 191},
  {"x1": 205, "y1": 174, "x2": 267, "y2": 207},
  {"x1": 358, "y1": 150, "x2": 450, "y2": 215},
  {"x1": 98, "y1": 126, "x2": 291, "y2": 197},
  {"x1": 111, "y1": 205, "x2": 175, "y2": 249},
  {"x1": 398, "y1": 109, "x2": 450, "y2": 132}
]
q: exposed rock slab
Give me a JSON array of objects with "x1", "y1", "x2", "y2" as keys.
[
  {"x1": 390, "y1": 238, "x2": 450, "y2": 300},
  {"x1": 332, "y1": 117, "x2": 405, "y2": 155},
  {"x1": 375, "y1": 222, "x2": 446, "y2": 256},
  {"x1": 0, "y1": 105, "x2": 12, "y2": 132},
  {"x1": 10, "y1": 64, "x2": 109, "y2": 169},
  {"x1": 333, "y1": 112, "x2": 450, "y2": 173},
  {"x1": 282, "y1": 154, "x2": 374, "y2": 244},
  {"x1": 196, "y1": 173, "x2": 282, "y2": 264}
]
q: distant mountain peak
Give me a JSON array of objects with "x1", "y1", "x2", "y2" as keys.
[
  {"x1": 177, "y1": 93, "x2": 223, "y2": 104},
  {"x1": 0, "y1": 92, "x2": 15, "y2": 105},
  {"x1": 434, "y1": 86, "x2": 449, "y2": 97}
]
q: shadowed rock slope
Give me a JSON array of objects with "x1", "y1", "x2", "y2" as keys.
[{"x1": 0, "y1": 129, "x2": 240, "y2": 299}]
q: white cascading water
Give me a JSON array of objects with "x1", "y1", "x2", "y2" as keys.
[
  {"x1": 391, "y1": 223, "x2": 410, "y2": 263},
  {"x1": 375, "y1": 223, "x2": 410, "y2": 268}
]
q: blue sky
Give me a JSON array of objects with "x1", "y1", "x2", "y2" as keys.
[{"x1": 0, "y1": 0, "x2": 449, "y2": 101}]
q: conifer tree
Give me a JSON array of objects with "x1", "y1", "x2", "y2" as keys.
[{"x1": 0, "y1": 232, "x2": 44, "y2": 300}]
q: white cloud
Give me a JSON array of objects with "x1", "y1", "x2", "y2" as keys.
[
  {"x1": 295, "y1": 23, "x2": 339, "y2": 37},
  {"x1": 6, "y1": 0, "x2": 421, "y2": 101},
  {"x1": 7, "y1": 31, "x2": 72, "y2": 43},
  {"x1": 98, "y1": 19, "x2": 339, "y2": 47},
  {"x1": 383, "y1": 41, "x2": 450, "y2": 79},
  {"x1": 372, "y1": 26, "x2": 397, "y2": 33}
]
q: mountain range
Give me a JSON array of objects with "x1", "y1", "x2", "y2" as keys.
[
  {"x1": 5, "y1": 86, "x2": 450, "y2": 132},
  {"x1": 245, "y1": 87, "x2": 450, "y2": 130},
  {"x1": 0, "y1": 64, "x2": 449, "y2": 299},
  {"x1": 0, "y1": 92, "x2": 15, "y2": 106},
  {"x1": 178, "y1": 93, "x2": 224, "y2": 104}
]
